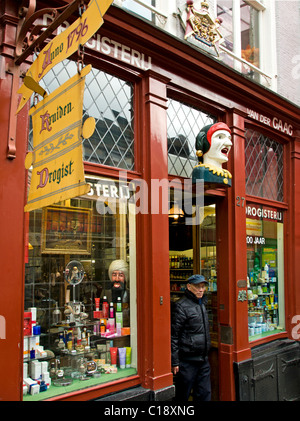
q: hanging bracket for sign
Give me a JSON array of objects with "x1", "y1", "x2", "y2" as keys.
[
  {"x1": 16, "y1": 0, "x2": 113, "y2": 114},
  {"x1": 8, "y1": 0, "x2": 113, "y2": 160},
  {"x1": 15, "y1": 0, "x2": 89, "y2": 65},
  {"x1": 7, "y1": 0, "x2": 87, "y2": 160}
]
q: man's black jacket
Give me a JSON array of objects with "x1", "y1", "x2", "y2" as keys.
[{"x1": 171, "y1": 288, "x2": 211, "y2": 367}]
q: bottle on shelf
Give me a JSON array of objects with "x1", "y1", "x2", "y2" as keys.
[
  {"x1": 264, "y1": 262, "x2": 269, "y2": 281},
  {"x1": 52, "y1": 303, "x2": 61, "y2": 325},
  {"x1": 102, "y1": 296, "x2": 109, "y2": 318},
  {"x1": 109, "y1": 302, "x2": 115, "y2": 318},
  {"x1": 116, "y1": 296, "x2": 122, "y2": 312},
  {"x1": 116, "y1": 297, "x2": 123, "y2": 330},
  {"x1": 100, "y1": 319, "x2": 106, "y2": 336}
]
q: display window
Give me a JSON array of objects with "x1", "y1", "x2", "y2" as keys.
[
  {"x1": 246, "y1": 203, "x2": 285, "y2": 341},
  {"x1": 23, "y1": 176, "x2": 137, "y2": 400},
  {"x1": 245, "y1": 128, "x2": 284, "y2": 202}
]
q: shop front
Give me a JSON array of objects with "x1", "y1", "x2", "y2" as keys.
[{"x1": 0, "y1": 1, "x2": 300, "y2": 402}]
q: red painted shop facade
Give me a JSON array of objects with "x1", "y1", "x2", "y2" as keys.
[{"x1": 0, "y1": 0, "x2": 299, "y2": 401}]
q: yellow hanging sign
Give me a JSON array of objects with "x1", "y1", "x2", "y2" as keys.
[
  {"x1": 17, "y1": 0, "x2": 113, "y2": 114},
  {"x1": 24, "y1": 65, "x2": 92, "y2": 212}
]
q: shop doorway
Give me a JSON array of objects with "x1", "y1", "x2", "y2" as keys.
[{"x1": 169, "y1": 202, "x2": 219, "y2": 401}]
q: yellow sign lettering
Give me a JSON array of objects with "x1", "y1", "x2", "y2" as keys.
[
  {"x1": 17, "y1": 0, "x2": 113, "y2": 114},
  {"x1": 24, "y1": 65, "x2": 92, "y2": 212}
]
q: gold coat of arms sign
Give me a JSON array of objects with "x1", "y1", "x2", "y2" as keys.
[{"x1": 184, "y1": 1, "x2": 224, "y2": 55}]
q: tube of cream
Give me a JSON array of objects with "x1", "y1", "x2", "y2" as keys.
[
  {"x1": 110, "y1": 347, "x2": 118, "y2": 367},
  {"x1": 95, "y1": 298, "x2": 100, "y2": 311},
  {"x1": 125, "y1": 347, "x2": 131, "y2": 368},
  {"x1": 93, "y1": 298, "x2": 102, "y2": 318},
  {"x1": 118, "y1": 347, "x2": 126, "y2": 369}
]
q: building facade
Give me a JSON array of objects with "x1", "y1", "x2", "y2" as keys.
[{"x1": 0, "y1": 0, "x2": 299, "y2": 401}]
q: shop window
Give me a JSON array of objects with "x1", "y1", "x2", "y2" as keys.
[
  {"x1": 82, "y1": 69, "x2": 134, "y2": 169},
  {"x1": 167, "y1": 99, "x2": 215, "y2": 177},
  {"x1": 23, "y1": 176, "x2": 137, "y2": 400},
  {"x1": 29, "y1": 60, "x2": 134, "y2": 170},
  {"x1": 245, "y1": 128, "x2": 284, "y2": 202},
  {"x1": 246, "y1": 203, "x2": 285, "y2": 341}
]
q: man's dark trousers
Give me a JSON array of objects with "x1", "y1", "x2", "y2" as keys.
[{"x1": 175, "y1": 358, "x2": 211, "y2": 401}]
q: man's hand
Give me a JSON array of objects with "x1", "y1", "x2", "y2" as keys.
[{"x1": 172, "y1": 366, "x2": 179, "y2": 375}]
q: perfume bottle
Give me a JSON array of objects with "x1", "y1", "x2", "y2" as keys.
[
  {"x1": 52, "y1": 304, "x2": 62, "y2": 325},
  {"x1": 50, "y1": 361, "x2": 56, "y2": 379},
  {"x1": 57, "y1": 333, "x2": 65, "y2": 349}
]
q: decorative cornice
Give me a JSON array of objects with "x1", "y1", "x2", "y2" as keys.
[{"x1": 0, "y1": 13, "x2": 19, "y2": 26}]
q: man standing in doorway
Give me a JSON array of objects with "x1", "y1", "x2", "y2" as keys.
[{"x1": 171, "y1": 274, "x2": 211, "y2": 401}]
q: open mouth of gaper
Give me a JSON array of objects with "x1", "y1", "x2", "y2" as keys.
[{"x1": 221, "y1": 147, "x2": 230, "y2": 156}]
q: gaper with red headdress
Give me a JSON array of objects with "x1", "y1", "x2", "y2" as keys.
[{"x1": 192, "y1": 122, "x2": 232, "y2": 187}]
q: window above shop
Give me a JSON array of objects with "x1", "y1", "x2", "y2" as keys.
[
  {"x1": 121, "y1": 0, "x2": 154, "y2": 21},
  {"x1": 120, "y1": 0, "x2": 167, "y2": 24},
  {"x1": 217, "y1": 0, "x2": 263, "y2": 83},
  {"x1": 116, "y1": 1, "x2": 276, "y2": 90}
]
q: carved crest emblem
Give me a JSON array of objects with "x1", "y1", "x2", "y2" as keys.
[{"x1": 184, "y1": 1, "x2": 224, "y2": 55}]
